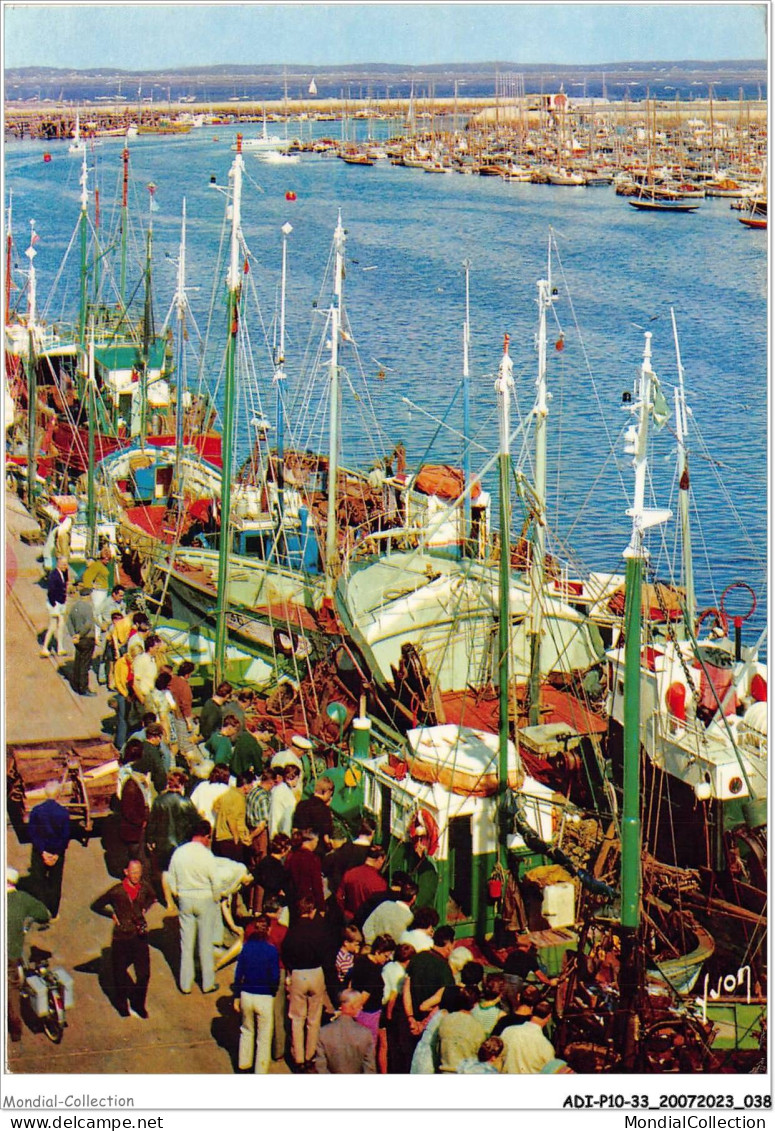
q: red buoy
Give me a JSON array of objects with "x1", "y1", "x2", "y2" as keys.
[
  {"x1": 285, "y1": 191, "x2": 297, "y2": 202},
  {"x1": 751, "y1": 673, "x2": 767, "y2": 702},
  {"x1": 665, "y1": 681, "x2": 687, "y2": 722},
  {"x1": 43, "y1": 153, "x2": 52, "y2": 163}
]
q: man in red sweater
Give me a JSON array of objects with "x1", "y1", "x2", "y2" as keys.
[{"x1": 336, "y1": 845, "x2": 387, "y2": 922}]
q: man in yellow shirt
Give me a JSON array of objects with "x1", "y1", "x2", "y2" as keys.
[
  {"x1": 113, "y1": 649, "x2": 134, "y2": 750},
  {"x1": 211, "y1": 771, "x2": 257, "y2": 864}
]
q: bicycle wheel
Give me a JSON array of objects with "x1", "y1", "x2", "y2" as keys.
[{"x1": 42, "y1": 993, "x2": 64, "y2": 1044}]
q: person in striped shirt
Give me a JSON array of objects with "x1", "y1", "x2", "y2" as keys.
[{"x1": 335, "y1": 923, "x2": 363, "y2": 986}]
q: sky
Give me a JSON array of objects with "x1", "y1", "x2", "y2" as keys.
[{"x1": 3, "y1": 2, "x2": 768, "y2": 69}]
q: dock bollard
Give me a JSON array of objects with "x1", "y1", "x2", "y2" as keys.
[{"x1": 350, "y1": 716, "x2": 372, "y2": 760}]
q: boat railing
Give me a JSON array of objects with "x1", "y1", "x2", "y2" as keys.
[
  {"x1": 339, "y1": 522, "x2": 433, "y2": 576},
  {"x1": 338, "y1": 505, "x2": 503, "y2": 578},
  {"x1": 652, "y1": 704, "x2": 767, "y2": 765}
]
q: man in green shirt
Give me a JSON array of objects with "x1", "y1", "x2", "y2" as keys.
[
  {"x1": 230, "y1": 726, "x2": 264, "y2": 777},
  {"x1": 198, "y1": 681, "x2": 233, "y2": 743},
  {"x1": 7, "y1": 866, "x2": 50, "y2": 1042},
  {"x1": 136, "y1": 723, "x2": 168, "y2": 793},
  {"x1": 204, "y1": 714, "x2": 241, "y2": 768}
]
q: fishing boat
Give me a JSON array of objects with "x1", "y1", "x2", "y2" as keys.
[
  {"x1": 336, "y1": 250, "x2": 608, "y2": 768},
  {"x1": 704, "y1": 177, "x2": 747, "y2": 198},
  {"x1": 327, "y1": 328, "x2": 728, "y2": 1066},
  {"x1": 739, "y1": 195, "x2": 767, "y2": 229},
  {"x1": 238, "y1": 110, "x2": 293, "y2": 156},
  {"x1": 6, "y1": 147, "x2": 221, "y2": 499},
  {"x1": 147, "y1": 146, "x2": 481, "y2": 681},
  {"x1": 629, "y1": 196, "x2": 700, "y2": 213},
  {"x1": 339, "y1": 149, "x2": 375, "y2": 167},
  {"x1": 547, "y1": 168, "x2": 586, "y2": 186}
]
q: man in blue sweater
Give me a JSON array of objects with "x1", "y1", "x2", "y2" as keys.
[
  {"x1": 40, "y1": 556, "x2": 69, "y2": 657},
  {"x1": 19, "y1": 782, "x2": 71, "y2": 918},
  {"x1": 233, "y1": 915, "x2": 280, "y2": 1073}
]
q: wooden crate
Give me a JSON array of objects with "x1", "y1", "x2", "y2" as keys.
[{"x1": 9, "y1": 738, "x2": 119, "y2": 831}]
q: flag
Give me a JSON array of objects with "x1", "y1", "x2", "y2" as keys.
[
  {"x1": 147, "y1": 183, "x2": 159, "y2": 212},
  {"x1": 652, "y1": 377, "x2": 669, "y2": 429},
  {"x1": 30, "y1": 232, "x2": 40, "y2": 245}
]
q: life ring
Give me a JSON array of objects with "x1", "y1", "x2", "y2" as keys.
[
  {"x1": 408, "y1": 807, "x2": 439, "y2": 858},
  {"x1": 720, "y1": 581, "x2": 757, "y2": 628},
  {"x1": 696, "y1": 607, "x2": 729, "y2": 638}
]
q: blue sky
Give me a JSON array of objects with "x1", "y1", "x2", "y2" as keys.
[{"x1": 3, "y1": 3, "x2": 767, "y2": 69}]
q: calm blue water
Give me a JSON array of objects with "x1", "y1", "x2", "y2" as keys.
[{"x1": 6, "y1": 128, "x2": 768, "y2": 645}]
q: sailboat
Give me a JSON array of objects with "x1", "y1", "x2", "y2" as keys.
[{"x1": 67, "y1": 112, "x2": 88, "y2": 156}]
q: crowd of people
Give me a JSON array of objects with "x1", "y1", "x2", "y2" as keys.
[{"x1": 8, "y1": 548, "x2": 575, "y2": 1075}]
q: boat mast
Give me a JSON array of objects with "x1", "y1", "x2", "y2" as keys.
[
  {"x1": 618, "y1": 331, "x2": 671, "y2": 1066},
  {"x1": 495, "y1": 334, "x2": 514, "y2": 869},
  {"x1": 139, "y1": 187, "x2": 155, "y2": 447},
  {"x1": 324, "y1": 211, "x2": 346, "y2": 598},
  {"x1": 274, "y1": 220, "x2": 293, "y2": 520},
  {"x1": 462, "y1": 259, "x2": 471, "y2": 551},
  {"x1": 4, "y1": 193, "x2": 12, "y2": 327},
  {"x1": 25, "y1": 220, "x2": 38, "y2": 509},
  {"x1": 528, "y1": 235, "x2": 554, "y2": 725},
  {"x1": 214, "y1": 135, "x2": 245, "y2": 684},
  {"x1": 670, "y1": 309, "x2": 696, "y2": 628},
  {"x1": 86, "y1": 331, "x2": 97, "y2": 558},
  {"x1": 78, "y1": 151, "x2": 89, "y2": 350},
  {"x1": 172, "y1": 198, "x2": 187, "y2": 499},
  {"x1": 119, "y1": 146, "x2": 129, "y2": 307}
]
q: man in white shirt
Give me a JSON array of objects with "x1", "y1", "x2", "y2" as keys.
[
  {"x1": 501, "y1": 999, "x2": 555, "y2": 1074},
  {"x1": 398, "y1": 905, "x2": 439, "y2": 953},
  {"x1": 167, "y1": 820, "x2": 223, "y2": 994},
  {"x1": 270, "y1": 734, "x2": 311, "y2": 784},
  {"x1": 269, "y1": 763, "x2": 301, "y2": 838},
  {"x1": 363, "y1": 878, "x2": 418, "y2": 944},
  {"x1": 131, "y1": 634, "x2": 165, "y2": 709},
  {"x1": 190, "y1": 766, "x2": 231, "y2": 825}
]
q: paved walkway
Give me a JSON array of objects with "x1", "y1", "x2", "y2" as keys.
[{"x1": 5, "y1": 490, "x2": 112, "y2": 743}]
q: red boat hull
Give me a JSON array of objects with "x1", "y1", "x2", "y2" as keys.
[{"x1": 50, "y1": 424, "x2": 222, "y2": 474}]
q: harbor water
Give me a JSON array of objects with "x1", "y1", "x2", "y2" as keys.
[{"x1": 5, "y1": 127, "x2": 767, "y2": 644}]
